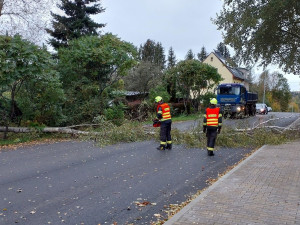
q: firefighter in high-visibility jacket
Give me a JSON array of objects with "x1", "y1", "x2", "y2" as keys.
[
  {"x1": 155, "y1": 96, "x2": 172, "y2": 150},
  {"x1": 203, "y1": 98, "x2": 222, "y2": 156}
]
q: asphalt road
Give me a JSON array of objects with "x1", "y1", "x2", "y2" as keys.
[{"x1": 0, "y1": 112, "x2": 299, "y2": 225}]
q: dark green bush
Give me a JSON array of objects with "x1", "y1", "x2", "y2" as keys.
[{"x1": 104, "y1": 104, "x2": 125, "y2": 126}]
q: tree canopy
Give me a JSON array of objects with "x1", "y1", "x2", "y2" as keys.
[
  {"x1": 257, "y1": 70, "x2": 292, "y2": 112},
  {"x1": 0, "y1": 35, "x2": 65, "y2": 125},
  {"x1": 185, "y1": 49, "x2": 195, "y2": 60},
  {"x1": 172, "y1": 59, "x2": 222, "y2": 111},
  {"x1": 216, "y1": 42, "x2": 230, "y2": 59},
  {"x1": 124, "y1": 61, "x2": 162, "y2": 94},
  {"x1": 138, "y1": 39, "x2": 166, "y2": 69},
  {"x1": 47, "y1": 0, "x2": 105, "y2": 50},
  {"x1": 197, "y1": 46, "x2": 208, "y2": 62},
  {"x1": 175, "y1": 60, "x2": 222, "y2": 99},
  {"x1": 0, "y1": 0, "x2": 54, "y2": 43},
  {"x1": 58, "y1": 34, "x2": 137, "y2": 124},
  {"x1": 167, "y1": 47, "x2": 176, "y2": 69},
  {"x1": 214, "y1": 0, "x2": 300, "y2": 74}
]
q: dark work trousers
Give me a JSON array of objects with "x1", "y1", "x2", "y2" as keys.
[
  {"x1": 206, "y1": 127, "x2": 218, "y2": 151},
  {"x1": 160, "y1": 120, "x2": 172, "y2": 146}
]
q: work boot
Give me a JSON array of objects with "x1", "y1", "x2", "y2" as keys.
[
  {"x1": 207, "y1": 150, "x2": 214, "y2": 156},
  {"x1": 157, "y1": 145, "x2": 165, "y2": 150},
  {"x1": 166, "y1": 144, "x2": 172, "y2": 150}
]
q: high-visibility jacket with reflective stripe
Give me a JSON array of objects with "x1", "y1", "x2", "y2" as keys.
[
  {"x1": 157, "y1": 103, "x2": 171, "y2": 121},
  {"x1": 205, "y1": 107, "x2": 221, "y2": 127}
]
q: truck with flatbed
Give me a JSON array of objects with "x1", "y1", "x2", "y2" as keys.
[{"x1": 216, "y1": 83, "x2": 258, "y2": 118}]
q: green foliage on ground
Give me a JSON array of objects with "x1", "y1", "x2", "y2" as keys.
[
  {"x1": 1, "y1": 119, "x2": 299, "y2": 150},
  {"x1": 81, "y1": 120, "x2": 152, "y2": 147},
  {"x1": 169, "y1": 124, "x2": 300, "y2": 150}
]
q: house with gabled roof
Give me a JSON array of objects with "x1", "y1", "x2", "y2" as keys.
[{"x1": 203, "y1": 51, "x2": 250, "y2": 90}]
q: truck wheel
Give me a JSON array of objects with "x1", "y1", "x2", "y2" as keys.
[{"x1": 230, "y1": 113, "x2": 236, "y2": 119}]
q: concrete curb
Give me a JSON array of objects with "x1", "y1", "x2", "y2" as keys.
[{"x1": 164, "y1": 144, "x2": 268, "y2": 225}]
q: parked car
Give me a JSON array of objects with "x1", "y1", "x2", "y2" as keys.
[
  {"x1": 256, "y1": 103, "x2": 268, "y2": 114},
  {"x1": 267, "y1": 106, "x2": 272, "y2": 112}
]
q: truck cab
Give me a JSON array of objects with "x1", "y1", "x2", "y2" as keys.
[
  {"x1": 216, "y1": 83, "x2": 257, "y2": 118},
  {"x1": 217, "y1": 83, "x2": 246, "y2": 104}
]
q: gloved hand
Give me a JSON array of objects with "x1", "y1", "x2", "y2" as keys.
[
  {"x1": 218, "y1": 127, "x2": 221, "y2": 134},
  {"x1": 203, "y1": 127, "x2": 206, "y2": 133}
]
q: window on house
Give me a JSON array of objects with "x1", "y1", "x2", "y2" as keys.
[{"x1": 210, "y1": 57, "x2": 213, "y2": 62}]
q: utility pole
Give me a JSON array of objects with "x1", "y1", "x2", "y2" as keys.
[{"x1": 263, "y1": 72, "x2": 266, "y2": 104}]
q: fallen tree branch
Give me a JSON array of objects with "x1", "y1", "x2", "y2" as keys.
[
  {"x1": 1, "y1": 115, "x2": 299, "y2": 136},
  {"x1": 252, "y1": 115, "x2": 300, "y2": 129},
  {"x1": 64, "y1": 124, "x2": 100, "y2": 129},
  {"x1": 235, "y1": 126, "x2": 300, "y2": 133}
]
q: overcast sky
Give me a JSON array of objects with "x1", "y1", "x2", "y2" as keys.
[{"x1": 95, "y1": 0, "x2": 300, "y2": 91}]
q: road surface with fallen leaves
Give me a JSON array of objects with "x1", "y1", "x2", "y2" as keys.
[{"x1": 0, "y1": 112, "x2": 299, "y2": 225}]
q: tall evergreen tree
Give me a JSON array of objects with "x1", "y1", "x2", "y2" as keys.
[
  {"x1": 185, "y1": 49, "x2": 194, "y2": 60},
  {"x1": 139, "y1": 39, "x2": 165, "y2": 69},
  {"x1": 47, "y1": 0, "x2": 105, "y2": 50},
  {"x1": 197, "y1": 46, "x2": 208, "y2": 62},
  {"x1": 216, "y1": 42, "x2": 230, "y2": 58},
  {"x1": 166, "y1": 47, "x2": 177, "y2": 101},
  {"x1": 139, "y1": 39, "x2": 156, "y2": 62},
  {"x1": 154, "y1": 42, "x2": 166, "y2": 70},
  {"x1": 167, "y1": 47, "x2": 176, "y2": 69}
]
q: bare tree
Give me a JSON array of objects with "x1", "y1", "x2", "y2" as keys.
[
  {"x1": 0, "y1": 0, "x2": 56, "y2": 44},
  {"x1": 124, "y1": 61, "x2": 163, "y2": 94}
]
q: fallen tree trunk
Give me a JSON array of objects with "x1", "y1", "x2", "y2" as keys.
[
  {"x1": 0, "y1": 126, "x2": 98, "y2": 135},
  {"x1": 234, "y1": 126, "x2": 300, "y2": 134}
]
